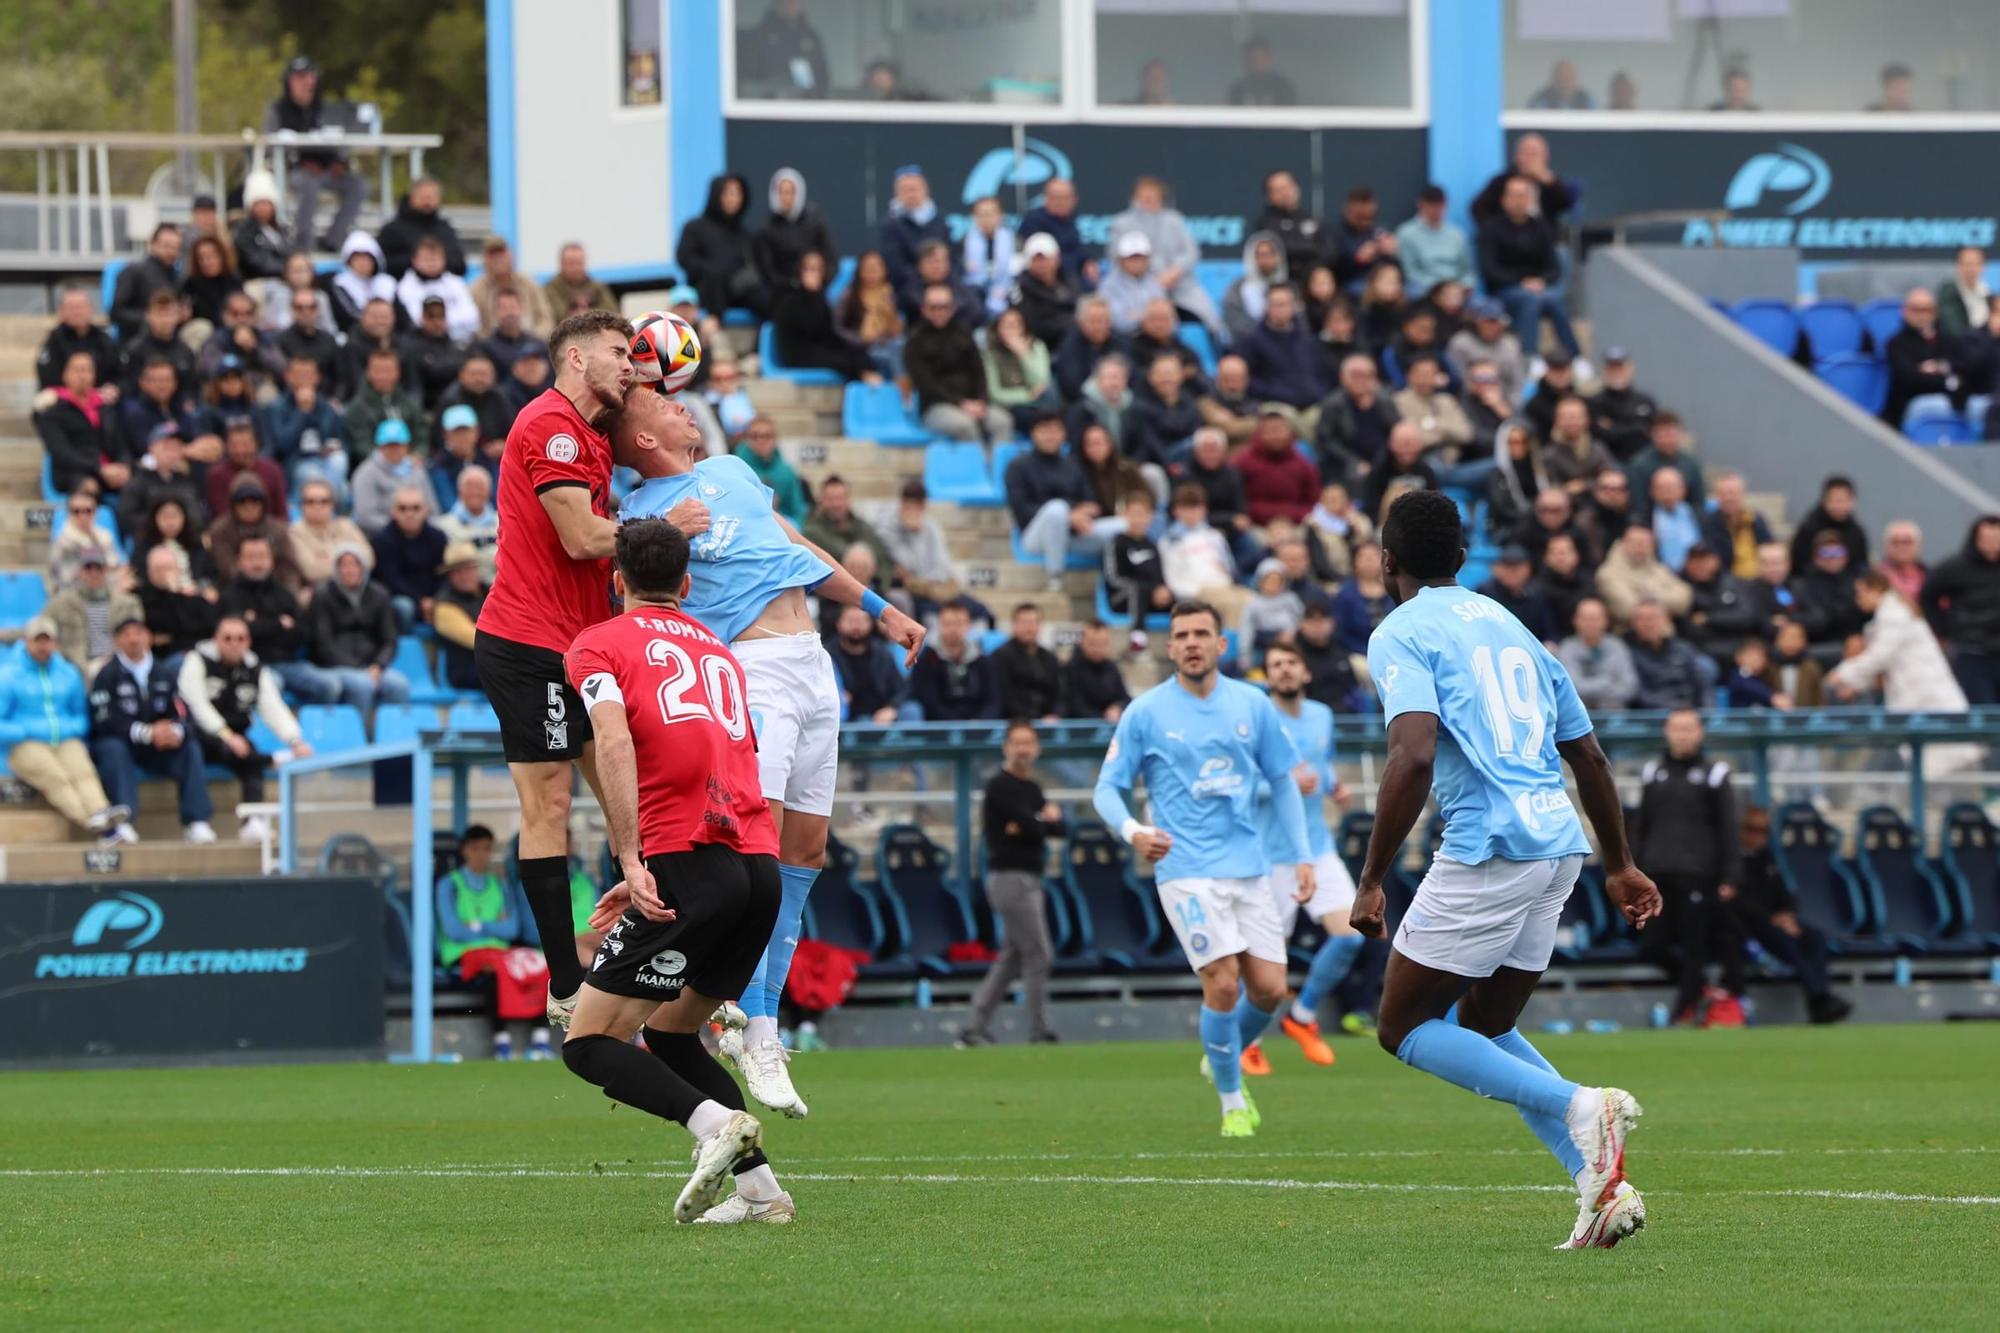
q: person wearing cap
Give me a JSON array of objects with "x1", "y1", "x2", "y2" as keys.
[
  {"x1": 351, "y1": 416, "x2": 438, "y2": 534},
  {"x1": 1477, "y1": 174, "x2": 1579, "y2": 358},
  {"x1": 467, "y1": 236, "x2": 552, "y2": 340},
  {"x1": 395, "y1": 234, "x2": 480, "y2": 342},
  {"x1": 109, "y1": 223, "x2": 183, "y2": 340},
  {"x1": 231, "y1": 168, "x2": 291, "y2": 281},
  {"x1": 371, "y1": 484, "x2": 449, "y2": 631},
  {"x1": 429, "y1": 540, "x2": 490, "y2": 692},
  {"x1": 46, "y1": 547, "x2": 141, "y2": 676},
  {"x1": 1104, "y1": 176, "x2": 1222, "y2": 338},
  {"x1": 1477, "y1": 544, "x2": 1558, "y2": 644},
  {"x1": 1096, "y1": 230, "x2": 1169, "y2": 336},
  {"x1": 429, "y1": 403, "x2": 484, "y2": 501},
  {"x1": 304, "y1": 544, "x2": 410, "y2": 716},
  {"x1": 0, "y1": 615, "x2": 128, "y2": 841},
  {"x1": 37, "y1": 285, "x2": 119, "y2": 391},
  {"x1": 119, "y1": 289, "x2": 199, "y2": 394},
  {"x1": 207, "y1": 473, "x2": 302, "y2": 590},
  {"x1": 1012, "y1": 231, "x2": 1078, "y2": 349},
  {"x1": 263, "y1": 55, "x2": 365, "y2": 250},
  {"x1": 89, "y1": 616, "x2": 216, "y2": 844},
  {"x1": 1445, "y1": 296, "x2": 1525, "y2": 405},
  {"x1": 262, "y1": 356, "x2": 350, "y2": 501},
  {"x1": 181, "y1": 192, "x2": 227, "y2": 261},
  {"x1": 397, "y1": 289, "x2": 470, "y2": 408},
  {"x1": 204, "y1": 414, "x2": 287, "y2": 519},
  {"x1": 178, "y1": 614, "x2": 310, "y2": 841},
  {"x1": 1393, "y1": 185, "x2": 1472, "y2": 300},
  {"x1": 478, "y1": 287, "x2": 552, "y2": 384},
  {"x1": 1586, "y1": 348, "x2": 1657, "y2": 463},
  {"x1": 878, "y1": 165, "x2": 951, "y2": 296},
  {"x1": 195, "y1": 352, "x2": 259, "y2": 440}
]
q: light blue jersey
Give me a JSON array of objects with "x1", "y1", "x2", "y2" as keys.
[
  {"x1": 1093, "y1": 675, "x2": 1311, "y2": 882},
  {"x1": 1256, "y1": 697, "x2": 1337, "y2": 862},
  {"x1": 620, "y1": 455, "x2": 832, "y2": 644},
  {"x1": 1367, "y1": 584, "x2": 1593, "y2": 866}
]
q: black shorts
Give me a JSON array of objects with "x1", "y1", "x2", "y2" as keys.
[
  {"x1": 586, "y1": 844, "x2": 782, "y2": 1002},
  {"x1": 474, "y1": 630, "x2": 593, "y2": 764}
]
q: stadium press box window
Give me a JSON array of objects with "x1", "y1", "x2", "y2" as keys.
[
  {"x1": 1093, "y1": 0, "x2": 1416, "y2": 111},
  {"x1": 732, "y1": 0, "x2": 1065, "y2": 106}
]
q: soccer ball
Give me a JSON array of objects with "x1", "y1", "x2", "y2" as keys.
[{"x1": 630, "y1": 310, "x2": 702, "y2": 394}]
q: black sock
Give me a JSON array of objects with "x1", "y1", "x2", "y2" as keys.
[
  {"x1": 644, "y1": 1027, "x2": 767, "y2": 1174},
  {"x1": 562, "y1": 1034, "x2": 706, "y2": 1125},
  {"x1": 519, "y1": 855, "x2": 585, "y2": 996}
]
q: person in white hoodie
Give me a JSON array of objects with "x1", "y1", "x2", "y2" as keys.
[
  {"x1": 395, "y1": 234, "x2": 480, "y2": 342},
  {"x1": 1828, "y1": 571, "x2": 1982, "y2": 778},
  {"x1": 961, "y1": 195, "x2": 1017, "y2": 322},
  {"x1": 1222, "y1": 231, "x2": 1288, "y2": 341},
  {"x1": 330, "y1": 231, "x2": 396, "y2": 332}
]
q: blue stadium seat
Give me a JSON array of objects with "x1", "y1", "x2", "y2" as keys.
[
  {"x1": 801, "y1": 834, "x2": 898, "y2": 970},
  {"x1": 1094, "y1": 580, "x2": 1170, "y2": 631},
  {"x1": 873, "y1": 824, "x2": 982, "y2": 977},
  {"x1": 1797, "y1": 300, "x2": 1865, "y2": 358},
  {"x1": 297, "y1": 704, "x2": 368, "y2": 753},
  {"x1": 923, "y1": 441, "x2": 1002, "y2": 506},
  {"x1": 840, "y1": 380, "x2": 930, "y2": 446},
  {"x1": 1043, "y1": 874, "x2": 1105, "y2": 974},
  {"x1": 1194, "y1": 260, "x2": 1236, "y2": 311},
  {"x1": 1903, "y1": 403, "x2": 1977, "y2": 446},
  {"x1": 445, "y1": 699, "x2": 500, "y2": 731},
  {"x1": 1177, "y1": 323, "x2": 1219, "y2": 377},
  {"x1": 100, "y1": 261, "x2": 126, "y2": 321},
  {"x1": 0, "y1": 571, "x2": 47, "y2": 630},
  {"x1": 1816, "y1": 354, "x2": 1888, "y2": 416},
  {"x1": 1770, "y1": 802, "x2": 1897, "y2": 956},
  {"x1": 756, "y1": 321, "x2": 841, "y2": 387},
  {"x1": 1859, "y1": 298, "x2": 1905, "y2": 355},
  {"x1": 1938, "y1": 803, "x2": 2000, "y2": 950},
  {"x1": 373, "y1": 703, "x2": 430, "y2": 747},
  {"x1": 40, "y1": 456, "x2": 61, "y2": 504},
  {"x1": 990, "y1": 439, "x2": 1028, "y2": 485},
  {"x1": 245, "y1": 715, "x2": 288, "y2": 756},
  {"x1": 1851, "y1": 806, "x2": 1979, "y2": 954},
  {"x1": 390, "y1": 636, "x2": 455, "y2": 704},
  {"x1": 1729, "y1": 300, "x2": 1800, "y2": 357},
  {"x1": 827, "y1": 256, "x2": 857, "y2": 307},
  {"x1": 1062, "y1": 821, "x2": 1182, "y2": 970}
]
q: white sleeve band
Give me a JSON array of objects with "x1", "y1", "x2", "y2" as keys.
[
  {"x1": 1119, "y1": 818, "x2": 1145, "y2": 845},
  {"x1": 580, "y1": 672, "x2": 623, "y2": 709}
]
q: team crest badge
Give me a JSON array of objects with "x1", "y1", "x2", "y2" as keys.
[
  {"x1": 1189, "y1": 932, "x2": 1210, "y2": 955},
  {"x1": 545, "y1": 433, "x2": 579, "y2": 463},
  {"x1": 1235, "y1": 721, "x2": 1250, "y2": 738},
  {"x1": 545, "y1": 719, "x2": 570, "y2": 751}
]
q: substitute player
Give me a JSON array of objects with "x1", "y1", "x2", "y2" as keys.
[
  {"x1": 1240, "y1": 641, "x2": 1360, "y2": 1076},
  {"x1": 1353, "y1": 490, "x2": 1662, "y2": 1250},
  {"x1": 560, "y1": 518, "x2": 796, "y2": 1226},
  {"x1": 1092, "y1": 601, "x2": 1313, "y2": 1137},
  {"x1": 606, "y1": 387, "x2": 924, "y2": 1119}
]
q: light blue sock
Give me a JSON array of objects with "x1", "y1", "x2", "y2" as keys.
[
  {"x1": 1294, "y1": 935, "x2": 1364, "y2": 1019},
  {"x1": 1199, "y1": 1006, "x2": 1242, "y2": 1094},
  {"x1": 1491, "y1": 1027, "x2": 1586, "y2": 1179},
  {"x1": 1234, "y1": 992, "x2": 1279, "y2": 1049},
  {"x1": 738, "y1": 952, "x2": 772, "y2": 1020},
  {"x1": 1395, "y1": 1019, "x2": 1578, "y2": 1120},
  {"x1": 759, "y1": 863, "x2": 820, "y2": 1017}
]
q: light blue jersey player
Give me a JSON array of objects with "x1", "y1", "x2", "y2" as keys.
[
  {"x1": 1352, "y1": 491, "x2": 1661, "y2": 1250},
  {"x1": 1244, "y1": 641, "x2": 1363, "y2": 1074},
  {"x1": 1092, "y1": 602, "x2": 1312, "y2": 1137},
  {"x1": 608, "y1": 388, "x2": 925, "y2": 1121}
]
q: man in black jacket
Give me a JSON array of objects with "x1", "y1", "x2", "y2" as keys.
[
  {"x1": 218, "y1": 535, "x2": 337, "y2": 703},
  {"x1": 1626, "y1": 600, "x2": 1710, "y2": 709},
  {"x1": 1630, "y1": 709, "x2": 1747, "y2": 1025},
  {"x1": 1681, "y1": 542, "x2": 1762, "y2": 665},
  {"x1": 371, "y1": 485, "x2": 449, "y2": 631},
  {"x1": 376, "y1": 177, "x2": 467, "y2": 280},
  {"x1": 1586, "y1": 348, "x2": 1657, "y2": 463},
  {"x1": 878, "y1": 166, "x2": 951, "y2": 297},
  {"x1": 825, "y1": 605, "x2": 915, "y2": 726},
  {"x1": 88, "y1": 617, "x2": 214, "y2": 842},
  {"x1": 304, "y1": 545, "x2": 411, "y2": 715},
  {"x1": 990, "y1": 604, "x2": 1062, "y2": 721},
  {"x1": 1294, "y1": 603, "x2": 1361, "y2": 712},
  {"x1": 264, "y1": 56, "x2": 367, "y2": 250},
  {"x1": 1881, "y1": 287, "x2": 1963, "y2": 426},
  {"x1": 1921, "y1": 514, "x2": 2000, "y2": 703},
  {"x1": 109, "y1": 225, "x2": 183, "y2": 340},
  {"x1": 1792, "y1": 533, "x2": 1865, "y2": 653},
  {"x1": 1477, "y1": 176, "x2": 1578, "y2": 358},
  {"x1": 1254, "y1": 170, "x2": 1327, "y2": 279},
  {"x1": 1011, "y1": 234, "x2": 1078, "y2": 348},
  {"x1": 1059, "y1": 621, "x2": 1131, "y2": 721},
  {"x1": 910, "y1": 601, "x2": 999, "y2": 721},
  {"x1": 1312, "y1": 354, "x2": 1399, "y2": 485},
  {"x1": 906, "y1": 283, "x2": 1010, "y2": 443},
  {"x1": 1787, "y1": 476, "x2": 1870, "y2": 572},
  {"x1": 1004, "y1": 413, "x2": 1099, "y2": 589},
  {"x1": 1728, "y1": 806, "x2": 1852, "y2": 1024},
  {"x1": 1052, "y1": 297, "x2": 1127, "y2": 402},
  {"x1": 960, "y1": 720, "x2": 1063, "y2": 1047},
  {"x1": 37, "y1": 286, "x2": 119, "y2": 389},
  {"x1": 1476, "y1": 545, "x2": 1557, "y2": 643}
]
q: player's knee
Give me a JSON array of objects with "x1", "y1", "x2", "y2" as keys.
[
  {"x1": 1203, "y1": 974, "x2": 1241, "y2": 1011},
  {"x1": 1247, "y1": 979, "x2": 1287, "y2": 1012},
  {"x1": 1374, "y1": 1014, "x2": 1413, "y2": 1057}
]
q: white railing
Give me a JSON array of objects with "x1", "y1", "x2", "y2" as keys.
[{"x1": 0, "y1": 129, "x2": 444, "y2": 266}]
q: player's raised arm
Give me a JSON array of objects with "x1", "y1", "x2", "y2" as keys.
[
  {"x1": 1557, "y1": 731, "x2": 1660, "y2": 929},
  {"x1": 1352, "y1": 711, "x2": 1436, "y2": 936},
  {"x1": 775, "y1": 514, "x2": 927, "y2": 667}
]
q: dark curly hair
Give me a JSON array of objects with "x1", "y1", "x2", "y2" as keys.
[{"x1": 1381, "y1": 489, "x2": 1465, "y2": 580}]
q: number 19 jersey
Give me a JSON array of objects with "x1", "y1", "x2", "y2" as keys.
[
  {"x1": 565, "y1": 607, "x2": 779, "y2": 859},
  {"x1": 1367, "y1": 585, "x2": 1593, "y2": 866}
]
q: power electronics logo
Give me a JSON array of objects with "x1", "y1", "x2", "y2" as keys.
[
  {"x1": 951, "y1": 135, "x2": 1245, "y2": 250},
  {"x1": 35, "y1": 890, "x2": 308, "y2": 981},
  {"x1": 1685, "y1": 141, "x2": 1992, "y2": 251}
]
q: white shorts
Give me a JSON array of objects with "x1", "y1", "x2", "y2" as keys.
[
  {"x1": 1264, "y1": 851, "x2": 1359, "y2": 935},
  {"x1": 1156, "y1": 875, "x2": 1288, "y2": 973},
  {"x1": 733, "y1": 631, "x2": 840, "y2": 818},
  {"x1": 1393, "y1": 854, "x2": 1586, "y2": 979}
]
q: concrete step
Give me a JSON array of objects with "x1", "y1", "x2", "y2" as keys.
[{"x1": 0, "y1": 838, "x2": 262, "y2": 881}]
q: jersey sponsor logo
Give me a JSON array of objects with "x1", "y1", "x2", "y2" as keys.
[
  {"x1": 1513, "y1": 789, "x2": 1575, "y2": 832},
  {"x1": 545, "y1": 433, "x2": 579, "y2": 464},
  {"x1": 1191, "y1": 754, "x2": 1244, "y2": 799}
]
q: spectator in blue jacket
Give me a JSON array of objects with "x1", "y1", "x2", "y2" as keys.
[
  {"x1": 879, "y1": 166, "x2": 951, "y2": 296},
  {"x1": 262, "y1": 357, "x2": 350, "y2": 500},
  {"x1": 88, "y1": 616, "x2": 214, "y2": 843},
  {"x1": 1005, "y1": 412, "x2": 1102, "y2": 588},
  {"x1": 119, "y1": 358, "x2": 206, "y2": 458},
  {"x1": 1234, "y1": 284, "x2": 1326, "y2": 409},
  {"x1": 1018, "y1": 177, "x2": 1096, "y2": 288},
  {"x1": 0, "y1": 619, "x2": 125, "y2": 840},
  {"x1": 826, "y1": 605, "x2": 919, "y2": 724}
]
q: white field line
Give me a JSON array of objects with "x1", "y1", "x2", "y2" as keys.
[{"x1": 1, "y1": 1164, "x2": 1996, "y2": 1207}]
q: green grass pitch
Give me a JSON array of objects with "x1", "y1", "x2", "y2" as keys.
[{"x1": 3, "y1": 1024, "x2": 1996, "y2": 1329}]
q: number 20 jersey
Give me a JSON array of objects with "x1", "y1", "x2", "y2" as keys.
[
  {"x1": 1367, "y1": 584, "x2": 1593, "y2": 867},
  {"x1": 565, "y1": 607, "x2": 779, "y2": 859}
]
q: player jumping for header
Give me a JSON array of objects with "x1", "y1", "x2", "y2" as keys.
[
  {"x1": 1353, "y1": 490, "x2": 1662, "y2": 1249},
  {"x1": 607, "y1": 387, "x2": 925, "y2": 1119},
  {"x1": 1092, "y1": 601, "x2": 1313, "y2": 1137}
]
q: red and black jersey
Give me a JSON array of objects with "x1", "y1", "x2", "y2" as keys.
[
  {"x1": 566, "y1": 607, "x2": 779, "y2": 859},
  {"x1": 477, "y1": 388, "x2": 614, "y2": 652}
]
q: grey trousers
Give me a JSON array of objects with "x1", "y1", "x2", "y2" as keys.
[{"x1": 967, "y1": 870, "x2": 1052, "y2": 1037}]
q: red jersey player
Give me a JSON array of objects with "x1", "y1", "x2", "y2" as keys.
[
  {"x1": 474, "y1": 309, "x2": 701, "y2": 1029},
  {"x1": 559, "y1": 518, "x2": 796, "y2": 1226}
]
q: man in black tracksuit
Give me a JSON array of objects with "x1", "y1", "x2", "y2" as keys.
[
  {"x1": 1058, "y1": 622, "x2": 1131, "y2": 721},
  {"x1": 1629, "y1": 708, "x2": 1746, "y2": 1023},
  {"x1": 1730, "y1": 806, "x2": 1853, "y2": 1024},
  {"x1": 990, "y1": 604, "x2": 1061, "y2": 720},
  {"x1": 960, "y1": 721, "x2": 1064, "y2": 1046}
]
